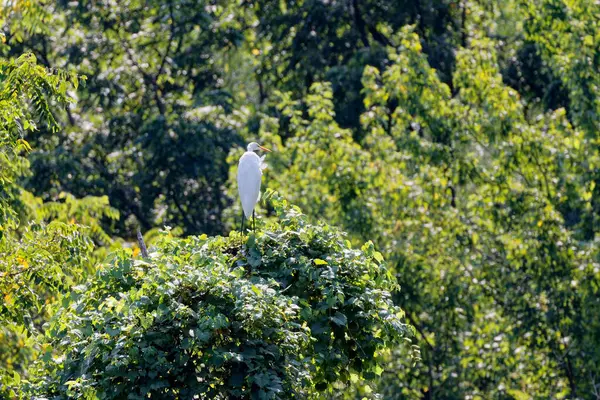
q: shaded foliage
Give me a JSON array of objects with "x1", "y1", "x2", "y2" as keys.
[{"x1": 5, "y1": 0, "x2": 246, "y2": 236}]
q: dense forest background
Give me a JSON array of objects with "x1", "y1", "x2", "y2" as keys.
[{"x1": 1, "y1": 0, "x2": 600, "y2": 398}]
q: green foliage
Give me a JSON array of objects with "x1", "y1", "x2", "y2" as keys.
[
  {"x1": 2, "y1": 0, "x2": 600, "y2": 398},
  {"x1": 0, "y1": 33, "x2": 118, "y2": 395},
  {"x1": 25, "y1": 193, "x2": 413, "y2": 399},
  {"x1": 251, "y1": 0, "x2": 462, "y2": 129},
  {"x1": 0, "y1": 53, "x2": 76, "y2": 137},
  {"x1": 0, "y1": 53, "x2": 76, "y2": 223},
  {"x1": 523, "y1": 0, "x2": 600, "y2": 240},
  {"x1": 0, "y1": 220, "x2": 94, "y2": 324},
  {"x1": 524, "y1": 0, "x2": 600, "y2": 135},
  {"x1": 0, "y1": 51, "x2": 97, "y2": 328},
  {"x1": 238, "y1": 26, "x2": 600, "y2": 398},
  {"x1": 23, "y1": 191, "x2": 119, "y2": 246}
]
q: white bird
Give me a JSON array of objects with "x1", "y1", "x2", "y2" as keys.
[{"x1": 237, "y1": 142, "x2": 270, "y2": 232}]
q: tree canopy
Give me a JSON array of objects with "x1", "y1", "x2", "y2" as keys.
[{"x1": 2, "y1": 0, "x2": 600, "y2": 398}]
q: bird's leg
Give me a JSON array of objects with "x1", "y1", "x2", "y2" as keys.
[
  {"x1": 241, "y1": 210, "x2": 245, "y2": 233},
  {"x1": 252, "y1": 210, "x2": 256, "y2": 233}
]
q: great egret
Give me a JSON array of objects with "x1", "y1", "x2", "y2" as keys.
[{"x1": 237, "y1": 142, "x2": 270, "y2": 232}]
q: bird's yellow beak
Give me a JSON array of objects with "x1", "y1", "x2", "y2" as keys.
[{"x1": 259, "y1": 145, "x2": 271, "y2": 152}]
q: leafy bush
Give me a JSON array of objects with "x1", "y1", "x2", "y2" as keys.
[
  {"x1": 27, "y1": 193, "x2": 414, "y2": 399},
  {"x1": 0, "y1": 51, "x2": 120, "y2": 394}
]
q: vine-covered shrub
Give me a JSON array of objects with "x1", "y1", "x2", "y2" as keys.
[{"x1": 27, "y1": 193, "x2": 414, "y2": 399}]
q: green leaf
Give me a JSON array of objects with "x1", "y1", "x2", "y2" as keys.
[
  {"x1": 331, "y1": 312, "x2": 347, "y2": 326},
  {"x1": 507, "y1": 389, "x2": 532, "y2": 400},
  {"x1": 248, "y1": 251, "x2": 262, "y2": 268},
  {"x1": 314, "y1": 258, "x2": 328, "y2": 265},
  {"x1": 373, "y1": 251, "x2": 384, "y2": 263},
  {"x1": 246, "y1": 233, "x2": 256, "y2": 248}
]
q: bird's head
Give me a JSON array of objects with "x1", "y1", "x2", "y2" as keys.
[{"x1": 247, "y1": 142, "x2": 271, "y2": 153}]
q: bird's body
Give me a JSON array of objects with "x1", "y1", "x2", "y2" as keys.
[
  {"x1": 237, "y1": 151, "x2": 263, "y2": 218},
  {"x1": 237, "y1": 142, "x2": 270, "y2": 231}
]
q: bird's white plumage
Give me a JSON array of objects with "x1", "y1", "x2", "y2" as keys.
[{"x1": 237, "y1": 151, "x2": 263, "y2": 218}]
